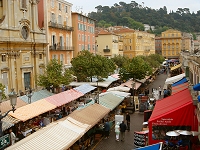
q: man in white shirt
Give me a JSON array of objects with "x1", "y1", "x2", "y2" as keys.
[{"x1": 9, "y1": 129, "x2": 16, "y2": 145}]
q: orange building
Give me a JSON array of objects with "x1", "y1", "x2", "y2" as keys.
[
  {"x1": 72, "y1": 12, "x2": 96, "y2": 57},
  {"x1": 45, "y1": 0, "x2": 74, "y2": 68}
]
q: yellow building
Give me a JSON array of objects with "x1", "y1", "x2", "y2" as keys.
[
  {"x1": 134, "y1": 30, "x2": 155, "y2": 57},
  {"x1": 46, "y1": 0, "x2": 73, "y2": 69},
  {"x1": 0, "y1": 1, "x2": 47, "y2": 95},
  {"x1": 114, "y1": 27, "x2": 155, "y2": 58},
  {"x1": 96, "y1": 29, "x2": 121, "y2": 58},
  {"x1": 161, "y1": 29, "x2": 182, "y2": 59}
]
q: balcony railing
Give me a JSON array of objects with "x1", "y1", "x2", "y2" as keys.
[
  {"x1": 49, "y1": 45, "x2": 74, "y2": 51},
  {"x1": 113, "y1": 40, "x2": 118, "y2": 43},
  {"x1": 103, "y1": 49, "x2": 110, "y2": 52},
  {"x1": 48, "y1": 21, "x2": 74, "y2": 31}
]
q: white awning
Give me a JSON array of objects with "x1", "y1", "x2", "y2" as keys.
[
  {"x1": 107, "y1": 86, "x2": 130, "y2": 92},
  {"x1": 165, "y1": 73, "x2": 185, "y2": 84},
  {"x1": 6, "y1": 119, "x2": 90, "y2": 150}
]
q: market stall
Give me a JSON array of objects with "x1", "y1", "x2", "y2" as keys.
[
  {"x1": 148, "y1": 89, "x2": 198, "y2": 145},
  {"x1": 165, "y1": 73, "x2": 185, "y2": 85}
]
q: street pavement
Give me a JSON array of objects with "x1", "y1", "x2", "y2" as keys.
[{"x1": 91, "y1": 72, "x2": 169, "y2": 150}]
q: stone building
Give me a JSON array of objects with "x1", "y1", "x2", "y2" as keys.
[{"x1": 0, "y1": 0, "x2": 47, "y2": 95}]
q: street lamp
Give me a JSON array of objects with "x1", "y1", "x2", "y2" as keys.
[
  {"x1": 0, "y1": 89, "x2": 17, "y2": 137},
  {"x1": 26, "y1": 87, "x2": 34, "y2": 104}
]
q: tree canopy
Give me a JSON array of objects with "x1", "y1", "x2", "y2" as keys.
[
  {"x1": 119, "y1": 56, "x2": 152, "y2": 81},
  {"x1": 37, "y1": 59, "x2": 73, "y2": 92},
  {"x1": 89, "y1": 1, "x2": 200, "y2": 34},
  {"x1": 70, "y1": 50, "x2": 116, "y2": 82}
]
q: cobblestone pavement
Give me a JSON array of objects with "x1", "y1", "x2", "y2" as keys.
[{"x1": 91, "y1": 73, "x2": 169, "y2": 150}]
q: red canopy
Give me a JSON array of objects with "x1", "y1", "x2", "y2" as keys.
[
  {"x1": 171, "y1": 82, "x2": 189, "y2": 95},
  {"x1": 148, "y1": 88, "x2": 197, "y2": 145}
]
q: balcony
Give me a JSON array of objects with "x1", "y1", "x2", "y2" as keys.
[
  {"x1": 103, "y1": 49, "x2": 110, "y2": 52},
  {"x1": 48, "y1": 21, "x2": 74, "y2": 31},
  {"x1": 113, "y1": 40, "x2": 118, "y2": 43},
  {"x1": 49, "y1": 45, "x2": 74, "y2": 51}
]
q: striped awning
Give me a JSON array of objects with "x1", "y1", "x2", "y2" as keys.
[
  {"x1": 68, "y1": 103, "x2": 110, "y2": 127},
  {"x1": 170, "y1": 63, "x2": 182, "y2": 71},
  {"x1": 73, "y1": 84, "x2": 96, "y2": 94},
  {"x1": 6, "y1": 119, "x2": 90, "y2": 150},
  {"x1": 9, "y1": 99, "x2": 56, "y2": 122},
  {"x1": 99, "y1": 93, "x2": 124, "y2": 110},
  {"x1": 2, "y1": 115, "x2": 20, "y2": 131},
  {"x1": 172, "y1": 82, "x2": 189, "y2": 95},
  {"x1": 45, "y1": 89, "x2": 84, "y2": 107}
]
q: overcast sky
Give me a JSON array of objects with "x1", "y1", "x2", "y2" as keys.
[{"x1": 68, "y1": 0, "x2": 200, "y2": 14}]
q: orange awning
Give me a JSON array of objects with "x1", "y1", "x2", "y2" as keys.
[
  {"x1": 9, "y1": 99, "x2": 56, "y2": 122},
  {"x1": 68, "y1": 103, "x2": 110, "y2": 127}
]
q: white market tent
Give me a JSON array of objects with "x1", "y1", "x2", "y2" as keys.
[
  {"x1": 165, "y1": 73, "x2": 185, "y2": 84},
  {"x1": 107, "y1": 86, "x2": 130, "y2": 92}
]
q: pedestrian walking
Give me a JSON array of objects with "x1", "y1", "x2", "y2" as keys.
[
  {"x1": 158, "y1": 86, "x2": 162, "y2": 96},
  {"x1": 103, "y1": 119, "x2": 110, "y2": 139},
  {"x1": 126, "y1": 113, "x2": 130, "y2": 131},
  {"x1": 115, "y1": 122, "x2": 120, "y2": 141},
  {"x1": 119, "y1": 121, "x2": 127, "y2": 142}
]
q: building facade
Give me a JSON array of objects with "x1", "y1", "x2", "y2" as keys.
[
  {"x1": 95, "y1": 29, "x2": 121, "y2": 58},
  {"x1": 155, "y1": 37, "x2": 162, "y2": 55},
  {"x1": 0, "y1": 0, "x2": 48, "y2": 95},
  {"x1": 72, "y1": 12, "x2": 96, "y2": 57},
  {"x1": 114, "y1": 27, "x2": 155, "y2": 58},
  {"x1": 46, "y1": 0, "x2": 73, "y2": 69},
  {"x1": 161, "y1": 29, "x2": 182, "y2": 59}
]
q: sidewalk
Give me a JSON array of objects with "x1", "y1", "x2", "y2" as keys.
[{"x1": 91, "y1": 73, "x2": 168, "y2": 150}]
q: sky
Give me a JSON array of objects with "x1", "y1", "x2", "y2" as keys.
[{"x1": 68, "y1": 0, "x2": 200, "y2": 14}]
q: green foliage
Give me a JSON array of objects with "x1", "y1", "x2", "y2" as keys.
[
  {"x1": 37, "y1": 59, "x2": 73, "y2": 89},
  {"x1": 70, "y1": 50, "x2": 116, "y2": 82},
  {"x1": 119, "y1": 56, "x2": 152, "y2": 81},
  {"x1": 89, "y1": 2, "x2": 200, "y2": 33},
  {"x1": 139, "y1": 54, "x2": 165, "y2": 68},
  {"x1": 111, "y1": 55, "x2": 129, "y2": 68},
  {"x1": 0, "y1": 83, "x2": 6, "y2": 100}
]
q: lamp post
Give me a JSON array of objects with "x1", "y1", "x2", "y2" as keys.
[
  {"x1": 26, "y1": 87, "x2": 34, "y2": 104},
  {"x1": 0, "y1": 89, "x2": 17, "y2": 137}
]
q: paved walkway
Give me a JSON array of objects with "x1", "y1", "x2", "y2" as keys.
[{"x1": 91, "y1": 73, "x2": 168, "y2": 150}]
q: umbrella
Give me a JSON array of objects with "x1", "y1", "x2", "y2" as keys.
[
  {"x1": 166, "y1": 131, "x2": 180, "y2": 136},
  {"x1": 178, "y1": 130, "x2": 192, "y2": 135},
  {"x1": 142, "y1": 122, "x2": 148, "y2": 125},
  {"x1": 149, "y1": 98, "x2": 155, "y2": 101},
  {"x1": 191, "y1": 131, "x2": 200, "y2": 136}
]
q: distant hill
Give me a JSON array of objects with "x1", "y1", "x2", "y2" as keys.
[{"x1": 88, "y1": 1, "x2": 200, "y2": 35}]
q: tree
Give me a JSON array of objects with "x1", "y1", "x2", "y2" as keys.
[
  {"x1": 111, "y1": 55, "x2": 129, "y2": 68},
  {"x1": 37, "y1": 59, "x2": 72, "y2": 93},
  {"x1": 0, "y1": 83, "x2": 6, "y2": 100},
  {"x1": 70, "y1": 50, "x2": 116, "y2": 82},
  {"x1": 119, "y1": 56, "x2": 152, "y2": 81}
]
